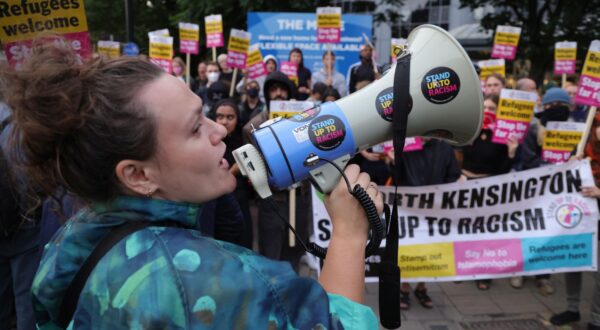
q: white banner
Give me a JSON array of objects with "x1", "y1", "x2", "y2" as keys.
[{"x1": 312, "y1": 160, "x2": 599, "y2": 282}]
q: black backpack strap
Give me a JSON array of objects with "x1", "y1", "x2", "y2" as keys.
[{"x1": 56, "y1": 220, "x2": 183, "y2": 328}]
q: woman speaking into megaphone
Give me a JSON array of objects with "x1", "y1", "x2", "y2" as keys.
[{"x1": 3, "y1": 37, "x2": 383, "y2": 329}]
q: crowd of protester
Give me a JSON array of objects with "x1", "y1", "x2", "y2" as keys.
[{"x1": 1, "y1": 40, "x2": 600, "y2": 330}]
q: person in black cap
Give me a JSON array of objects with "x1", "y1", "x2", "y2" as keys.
[
  {"x1": 242, "y1": 71, "x2": 295, "y2": 142},
  {"x1": 203, "y1": 80, "x2": 228, "y2": 115}
]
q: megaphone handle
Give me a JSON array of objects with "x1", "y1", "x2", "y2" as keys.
[
  {"x1": 303, "y1": 155, "x2": 386, "y2": 259},
  {"x1": 308, "y1": 155, "x2": 351, "y2": 194},
  {"x1": 305, "y1": 183, "x2": 386, "y2": 259}
]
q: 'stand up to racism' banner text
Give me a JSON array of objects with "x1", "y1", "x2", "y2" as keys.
[{"x1": 313, "y1": 160, "x2": 598, "y2": 282}]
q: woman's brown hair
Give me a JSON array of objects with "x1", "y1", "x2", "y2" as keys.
[
  {"x1": 3, "y1": 37, "x2": 164, "y2": 203},
  {"x1": 485, "y1": 73, "x2": 506, "y2": 87}
]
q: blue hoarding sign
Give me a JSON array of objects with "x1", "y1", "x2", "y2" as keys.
[{"x1": 247, "y1": 12, "x2": 372, "y2": 81}]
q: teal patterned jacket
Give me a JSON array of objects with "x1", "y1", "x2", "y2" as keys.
[{"x1": 31, "y1": 196, "x2": 378, "y2": 329}]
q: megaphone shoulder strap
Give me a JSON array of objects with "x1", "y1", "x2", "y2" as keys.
[{"x1": 379, "y1": 52, "x2": 412, "y2": 330}]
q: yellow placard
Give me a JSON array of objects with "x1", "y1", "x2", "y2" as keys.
[
  {"x1": 206, "y1": 21, "x2": 222, "y2": 34},
  {"x1": 555, "y1": 48, "x2": 576, "y2": 61},
  {"x1": 543, "y1": 130, "x2": 582, "y2": 151},
  {"x1": 179, "y1": 28, "x2": 198, "y2": 41},
  {"x1": 246, "y1": 49, "x2": 263, "y2": 66},
  {"x1": 494, "y1": 32, "x2": 520, "y2": 46},
  {"x1": 98, "y1": 43, "x2": 119, "y2": 59},
  {"x1": 269, "y1": 112, "x2": 299, "y2": 120},
  {"x1": 228, "y1": 36, "x2": 249, "y2": 53},
  {"x1": 317, "y1": 14, "x2": 341, "y2": 29},
  {"x1": 582, "y1": 51, "x2": 600, "y2": 78},
  {"x1": 496, "y1": 99, "x2": 535, "y2": 122},
  {"x1": 391, "y1": 44, "x2": 404, "y2": 58},
  {"x1": 150, "y1": 42, "x2": 172, "y2": 60},
  {"x1": 480, "y1": 65, "x2": 505, "y2": 80},
  {"x1": 0, "y1": 0, "x2": 89, "y2": 43},
  {"x1": 398, "y1": 243, "x2": 456, "y2": 278}
]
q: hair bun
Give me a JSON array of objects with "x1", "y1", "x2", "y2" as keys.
[{"x1": 4, "y1": 38, "x2": 85, "y2": 193}]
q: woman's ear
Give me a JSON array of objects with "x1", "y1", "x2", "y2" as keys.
[{"x1": 115, "y1": 159, "x2": 158, "y2": 196}]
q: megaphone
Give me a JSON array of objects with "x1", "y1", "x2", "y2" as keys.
[{"x1": 233, "y1": 25, "x2": 483, "y2": 198}]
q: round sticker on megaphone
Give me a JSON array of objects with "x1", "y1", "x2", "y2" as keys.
[
  {"x1": 308, "y1": 115, "x2": 346, "y2": 151},
  {"x1": 421, "y1": 67, "x2": 461, "y2": 104},
  {"x1": 375, "y1": 87, "x2": 413, "y2": 122}
]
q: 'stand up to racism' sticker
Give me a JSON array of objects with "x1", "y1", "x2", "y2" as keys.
[
  {"x1": 376, "y1": 87, "x2": 395, "y2": 122},
  {"x1": 308, "y1": 115, "x2": 346, "y2": 151},
  {"x1": 421, "y1": 67, "x2": 461, "y2": 104},
  {"x1": 375, "y1": 87, "x2": 412, "y2": 122}
]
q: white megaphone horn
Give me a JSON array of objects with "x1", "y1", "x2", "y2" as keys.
[{"x1": 233, "y1": 25, "x2": 483, "y2": 198}]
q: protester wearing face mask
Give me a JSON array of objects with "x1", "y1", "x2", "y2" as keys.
[
  {"x1": 240, "y1": 80, "x2": 264, "y2": 125},
  {"x1": 514, "y1": 88, "x2": 573, "y2": 297},
  {"x1": 196, "y1": 62, "x2": 221, "y2": 105},
  {"x1": 521, "y1": 87, "x2": 572, "y2": 170},
  {"x1": 238, "y1": 55, "x2": 279, "y2": 102},
  {"x1": 171, "y1": 57, "x2": 186, "y2": 82},
  {"x1": 206, "y1": 62, "x2": 220, "y2": 86}
]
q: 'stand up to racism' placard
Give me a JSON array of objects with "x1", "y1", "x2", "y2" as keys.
[
  {"x1": 312, "y1": 160, "x2": 598, "y2": 282},
  {"x1": 97, "y1": 40, "x2": 120, "y2": 59},
  {"x1": 491, "y1": 25, "x2": 521, "y2": 60},
  {"x1": 492, "y1": 88, "x2": 537, "y2": 144},
  {"x1": 227, "y1": 29, "x2": 251, "y2": 69},
  {"x1": 576, "y1": 40, "x2": 600, "y2": 107},
  {"x1": 542, "y1": 121, "x2": 585, "y2": 164},
  {"x1": 390, "y1": 38, "x2": 407, "y2": 63},
  {"x1": 478, "y1": 59, "x2": 506, "y2": 81},
  {"x1": 0, "y1": 0, "x2": 92, "y2": 68},
  {"x1": 478, "y1": 59, "x2": 506, "y2": 91},
  {"x1": 149, "y1": 35, "x2": 173, "y2": 73},
  {"x1": 280, "y1": 61, "x2": 299, "y2": 86},
  {"x1": 204, "y1": 14, "x2": 223, "y2": 48},
  {"x1": 268, "y1": 100, "x2": 315, "y2": 120},
  {"x1": 316, "y1": 7, "x2": 341, "y2": 44},
  {"x1": 179, "y1": 22, "x2": 199, "y2": 54},
  {"x1": 246, "y1": 44, "x2": 267, "y2": 79},
  {"x1": 554, "y1": 41, "x2": 577, "y2": 75}
]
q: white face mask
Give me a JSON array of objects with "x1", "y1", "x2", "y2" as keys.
[
  {"x1": 172, "y1": 66, "x2": 183, "y2": 76},
  {"x1": 207, "y1": 72, "x2": 220, "y2": 83}
]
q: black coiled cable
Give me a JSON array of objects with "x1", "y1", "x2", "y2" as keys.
[{"x1": 266, "y1": 155, "x2": 387, "y2": 260}]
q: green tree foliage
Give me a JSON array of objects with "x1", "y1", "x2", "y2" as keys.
[
  {"x1": 459, "y1": 0, "x2": 600, "y2": 84},
  {"x1": 85, "y1": 0, "x2": 403, "y2": 60},
  {"x1": 85, "y1": 0, "x2": 329, "y2": 56},
  {"x1": 86, "y1": 0, "x2": 176, "y2": 53}
]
